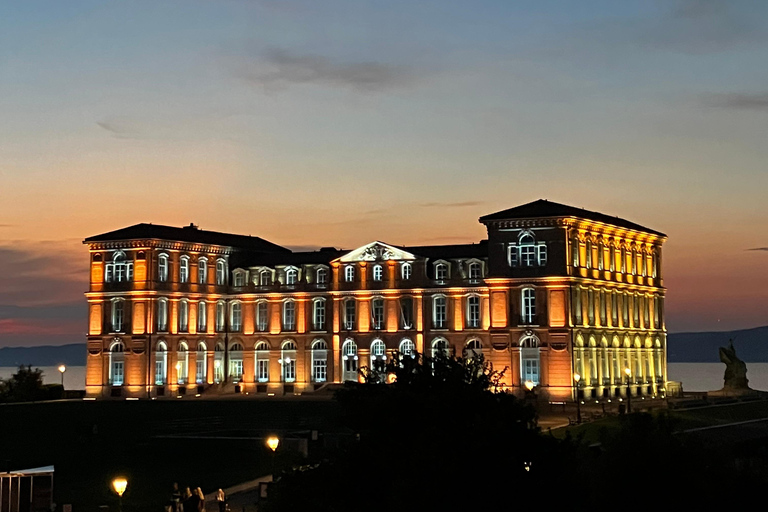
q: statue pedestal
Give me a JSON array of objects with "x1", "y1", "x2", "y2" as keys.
[{"x1": 707, "y1": 387, "x2": 761, "y2": 398}]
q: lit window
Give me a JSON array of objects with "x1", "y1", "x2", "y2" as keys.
[
  {"x1": 198, "y1": 258, "x2": 208, "y2": 284},
  {"x1": 466, "y1": 295, "x2": 481, "y2": 328},
  {"x1": 465, "y1": 338, "x2": 482, "y2": 359},
  {"x1": 343, "y1": 299, "x2": 356, "y2": 330},
  {"x1": 342, "y1": 340, "x2": 358, "y2": 381},
  {"x1": 256, "y1": 301, "x2": 268, "y2": 332},
  {"x1": 435, "y1": 263, "x2": 448, "y2": 281},
  {"x1": 109, "y1": 341, "x2": 125, "y2": 386},
  {"x1": 177, "y1": 342, "x2": 189, "y2": 384},
  {"x1": 371, "y1": 339, "x2": 386, "y2": 372},
  {"x1": 233, "y1": 272, "x2": 245, "y2": 287},
  {"x1": 400, "y1": 297, "x2": 413, "y2": 330},
  {"x1": 468, "y1": 262, "x2": 481, "y2": 282},
  {"x1": 179, "y1": 256, "x2": 190, "y2": 283},
  {"x1": 215, "y1": 301, "x2": 225, "y2": 332},
  {"x1": 231, "y1": 302, "x2": 242, "y2": 332},
  {"x1": 520, "y1": 335, "x2": 540, "y2": 385},
  {"x1": 256, "y1": 341, "x2": 270, "y2": 382},
  {"x1": 260, "y1": 270, "x2": 272, "y2": 286},
  {"x1": 158, "y1": 254, "x2": 169, "y2": 282},
  {"x1": 510, "y1": 233, "x2": 547, "y2": 268},
  {"x1": 196, "y1": 342, "x2": 207, "y2": 383},
  {"x1": 401, "y1": 262, "x2": 412, "y2": 280},
  {"x1": 157, "y1": 299, "x2": 168, "y2": 332},
  {"x1": 345, "y1": 265, "x2": 355, "y2": 283},
  {"x1": 433, "y1": 295, "x2": 447, "y2": 329},
  {"x1": 214, "y1": 344, "x2": 224, "y2": 383},
  {"x1": 106, "y1": 252, "x2": 133, "y2": 283},
  {"x1": 431, "y1": 338, "x2": 448, "y2": 358},
  {"x1": 229, "y1": 343, "x2": 244, "y2": 382},
  {"x1": 399, "y1": 339, "x2": 415, "y2": 357},
  {"x1": 371, "y1": 298, "x2": 384, "y2": 330},
  {"x1": 282, "y1": 301, "x2": 296, "y2": 331},
  {"x1": 285, "y1": 268, "x2": 297, "y2": 285},
  {"x1": 216, "y1": 259, "x2": 226, "y2": 285},
  {"x1": 522, "y1": 288, "x2": 536, "y2": 324},
  {"x1": 155, "y1": 342, "x2": 167, "y2": 385},
  {"x1": 313, "y1": 298, "x2": 326, "y2": 330},
  {"x1": 111, "y1": 299, "x2": 124, "y2": 333},
  {"x1": 520, "y1": 234, "x2": 536, "y2": 267},
  {"x1": 178, "y1": 300, "x2": 189, "y2": 332},
  {"x1": 281, "y1": 340, "x2": 297, "y2": 382},
  {"x1": 312, "y1": 340, "x2": 328, "y2": 382},
  {"x1": 197, "y1": 301, "x2": 207, "y2": 332},
  {"x1": 316, "y1": 267, "x2": 328, "y2": 285},
  {"x1": 373, "y1": 265, "x2": 383, "y2": 282}
]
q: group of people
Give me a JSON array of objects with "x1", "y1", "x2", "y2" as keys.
[{"x1": 169, "y1": 483, "x2": 227, "y2": 512}]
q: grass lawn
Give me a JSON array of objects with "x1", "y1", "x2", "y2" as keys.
[{"x1": 0, "y1": 399, "x2": 342, "y2": 511}]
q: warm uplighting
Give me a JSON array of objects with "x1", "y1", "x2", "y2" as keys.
[
  {"x1": 112, "y1": 477, "x2": 128, "y2": 497},
  {"x1": 524, "y1": 380, "x2": 535, "y2": 391},
  {"x1": 266, "y1": 436, "x2": 280, "y2": 452}
]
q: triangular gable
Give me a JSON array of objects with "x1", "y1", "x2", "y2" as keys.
[{"x1": 336, "y1": 241, "x2": 416, "y2": 263}]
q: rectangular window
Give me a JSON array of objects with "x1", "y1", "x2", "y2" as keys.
[
  {"x1": 344, "y1": 300, "x2": 356, "y2": 330},
  {"x1": 599, "y1": 291, "x2": 606, "y2": 325},
  {"x1": 180, "y1": 259, "x2": 189, "y2": 283},
  {"x1": 216, "y1": 303, "x2": 225, "y2": 332},
  {"x1": 283, "y1": 302, "x2": 296, "y2": 331},
  {"x1": 158, "y1": 257, "x2": 168, "y2": 282},
  {"x1": 537, "y1": 245, "x2": 547, "y2": 266},
  {"x1": 587, "y1": 290, "x2": 595, "y2": 325},
  {"x1": 313, "y1": 358, "x2": 327, "y2": 382},
  {"x1": 573, "y1": 288, "x2": 582, "y2": 325},
  {"x1": 260, "y1": 271, "x2": 271, "y2": 286},
  {"x1": 611, "y1": 293, "x2": 618, "y2": 326},
  {"x1": 216, "y1": 260, "x2": 226, "y2": 285},
  {"x1": 509, "y1": 244, "x2": 518, "y2": 266},
  {"x1": 197, "y1": 302, "x2": 207, "y2": 332},
  {"x1": 230, "y1": 360, "x2": 243, "y2": 381},
  {"x1": 157, "y1": 301, "x2": 168, "y2": 332},
  {"x1": 112, "y1": 301, "x2": 124, "y2": 332},
  {"x1": 313, "y1": 300, "x2": 326, "y2": 330},
  {"x1": 400, "y1": 298, "x2": 413, "y2": 329},
  {"x1": 111, "y1": 361, "x2": 124, "y2": 386},
  {"x1": 196, "y1": 356, "x2": 206, "y2": 384},
  {"x1": 372, "y1": 299, "x2": 384, "y2": 330},
  {"x1": 256, "y1": 302, "x2": 268, "y2": 332},
  {"x1": 435, "y1": 264, "x2": 448, "y2": 281},
  {"x1": 467, "y1": 296, "x2": 481, "y2": 328},
  {"x1": 522, "y1": 289, "x2": 536, "y2": 324},
  {"x1": 231, "y1": 303, "x2": 242, "y2": 332},
  {"x1": 521, "y1": 246, "x2": 536, "y2": 267},
  {"x1": 433, "y1": 296, "x2": 447, "y2": 329},
  {"x1": 523, "y1": 359, "x2": 539, "y2": 385},
  {"x1": 155, "y1": 360, "x2": 165, "y2": 385},
  {"x1": 234, "y1": 273, "x2": 244, "y2": 287},
  {"x1": 198, "y1": 260, "x2": 207, "y2": 284},
  {"x1": 179, "y1": 301, "x2": 189, "y2": 332},
  {"x1": 283, "y1": 360, "x2": 296, "y2": 382},
  {"x1": 257, "y1": 358, "x2": 269, "y2": 382}
]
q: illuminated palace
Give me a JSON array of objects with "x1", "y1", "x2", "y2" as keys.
[{"x1": 84, "y1": 199, "x2": 668, "y2": 401}]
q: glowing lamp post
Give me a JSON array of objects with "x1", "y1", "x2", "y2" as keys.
[
  {"x1": 524, "y1": 380, "x2": 534, "y2": 392},
  {"x1": 624, "y1": 367, "x2": 632, "y2": 413},
  {"x1": 573, "y1": 373, "x2": 582, "y2": 424},
  {"x1": 112, "y1": 477, "x2": 128, "y2": 512},
  {"x1": 58, "y1": 365, "x2": 66, "y2": 388},
  {"x1": 266, "y1": 436, "x2": 280, "y2": 479}
]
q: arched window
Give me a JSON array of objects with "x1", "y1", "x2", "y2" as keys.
[
  {"x1": 343, "y1": 298, "x2": 356, "y2": 330},
  {"x1": 285, "y1": 267, "x2": 298, "y2": 285},
  {"x1": 233, "y1": 270, "x2": 245, "y2": 287},
  {"x1": 282, "y1": 300, "x2": 296, "y2": 331},
  {"x1": 255, "y1": 341, "x2": 270, "y2": 382},
  {"x1": 229, "y1": 342, "x2": 244, "y2": 382},
  {"x1": 466, "y1": 295, "x2": 481, "y2": 329},
  {"x1": 216, "y1": 259, "x2": 227, "y2": 285},
  {"x1": 196, "y1": 341, "x2": 207, "y2": 384},
  {"x1": 215, "y1": 301, "x2": 225, "y2": 332},
  {"x1": 342, "y1": 339, "x2": 358, "y2": 381},
  {"x1": 230, "y1": 302, "x2": 242, "y2": 332},
  {"x1": 109, "y1": 340, "x2": 125, "y2": 386},
  {"x1": 177, "y1": 341, "x2": 189, "y2": 384},
  {"x1": 197, "y1": 301, "x2": 207, "y2": 333},
  {"x1": 434, "y1": 262, "x2": 448, "y2": 282},
  {"x1": 431, "y1": 337, "x2": 449, "y2": 358},
  {"x1": 155, "y1": 341, "x2": 168, "y2": 385},
  {"x1": 106, "y1": 251, "x2": 133, "y2": 283},
  {"x1": 399, "y1": 338, "x2": 415, "y2": 357},
  {"x1": 313, "y1": 298, "x2": 326, "y2": 331},
  {"x1": 401, "y1": 262, "x2": 412, "y2": 280},
  {"x1": 178, "y1": 300, "x2": 189, "y2": 333},
  {"x1": 256, "y1": 301, "x2": 268, "y2": 332},
  {"x1": 370, "y1": 339, "x2": 386, "y2": 372},
  {"x1": 214, "y1": 343, "x2": 224, "y2": 383},
  {"x1": 260, "y1": 269, "x2": 272, "y2": 286},
  {"x1": 522, "y1": 288, "x2": 536, "y2": 324},
  {"x1": 281, "y1": 340, "x2": 297, "y2": 382},
  {"x1": 520, "y1": 234, "x2": 536, "y2": 267},
  {"x1": 468, "y1": 262, "x2": 482, "y2": 282},
  {"x1": 371, "y1": 298, "x2": 384, "y2": 330},
  {"x1": 432, "y1": 295, "x2": 447, "y2": 329},
  {"x1": 316, "y1": 267, "x2": 328, "y2": 285},
  {"x1": 179, "y1": 256, "x2": 190, "y2": 283},
  {"x1": 520, "y1": 335, "x2": 540, "y2": 385},
  {"x1": 371, "y1": 264, "x2": 382, "y2": 282},
  {"x1": 111, "y1": 298, "x2": 125, "y2": 333},
  {"x1": 158, "y1": 253, "x2": 169, "y2": 282},
  {"x1": 198, "y1": 257, "x2": 208, "y2": 284},
  {"x1": 344, "y1": 265, "x2": 355, "y2": 283},
  {"x1": 312, "y1": 339, "x2": 328, "y2": 382},
  {"x1": 464, "y1": 338, "x2": 482, "y2": 359},
  {"x1": 157, "y1": 298, "x2": 169, "y2": 332}
]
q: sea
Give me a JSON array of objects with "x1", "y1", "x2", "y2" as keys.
[{"x1": 0, "y1": 363, "x2": 766, "y2": 393}]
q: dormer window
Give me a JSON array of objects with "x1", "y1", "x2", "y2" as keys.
[
  {"x1": 260, "y1": 269, "x2": 272, "y2": 286},
  {"x1": 373, "y1": 264, "x2": 383, "y2": 282},
  {"x1": 316, "y1": 267, "x2": 328, "y2": 285},
  {"x1": 285, "y1": 267, "x2": 298, "y2": 285},
  {"x1": 233, "y1": 271, "x2": 245, "y2": 287},
  {"x1": 508, "y1": 232, "x2": 547, "y2": 268},
  {"x1": 345, "y1": 265, "x2": 355, "y2": 283},
  {"x1": 468, "y1": 262, "x2": 482, "y2": 282},
  {"x1": 401, "y1": 262, "x2": 412, "y2": 280},
  {"x1": 434, "y1": 262, "x2": 448, "y2": 281}
]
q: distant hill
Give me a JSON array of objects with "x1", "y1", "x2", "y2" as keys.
[
  {"x1": 668, "y1": 326, "x2": 768, "y2": 362},
  {"x1": 0, "y1": 344, "x2": 86, "y2": 367}
]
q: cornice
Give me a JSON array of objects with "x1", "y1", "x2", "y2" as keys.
[{"x1": 85, "y1": 239, "x2": 233, "y2": 255}]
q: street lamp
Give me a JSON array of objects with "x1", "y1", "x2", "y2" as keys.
[
  {"x1": 58, "y1": 365, "x2": 66, "y2": 388},
  {"x1": 624, "y1": 367, "x2": 632, "y2": 413},
  {"x1": 573, "y1": 373, "x2": 582, "y2": 424},
  {"x1": 524, "y1": 380, "x2": 535, "y2": 392},
  {"x1": 266, "y1": 436, "x2": 280, "y2": 480},
  {"x1": 112, "y1": 477, "x2": 127, "y2": 512}
]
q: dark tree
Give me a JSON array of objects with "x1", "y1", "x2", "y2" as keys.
[{"x1": 0, "y1": 365, "x2": 52, "y2": 402}]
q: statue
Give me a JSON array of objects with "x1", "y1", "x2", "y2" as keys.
[{"x1": 718, "y1": 339, "x2": 750, "y2": 392}]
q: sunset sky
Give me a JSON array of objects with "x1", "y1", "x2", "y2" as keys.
[{"x1": 1, "y1": 0, "x2": 767, "y2": 346}]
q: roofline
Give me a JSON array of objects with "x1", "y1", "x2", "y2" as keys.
[{"x1": 480, "y1": 214, "x2": 666, "y2": 240}]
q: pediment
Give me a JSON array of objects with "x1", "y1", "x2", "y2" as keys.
[{"x1": 337, "y1": 241, "x2": 416, "y2": 263}]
